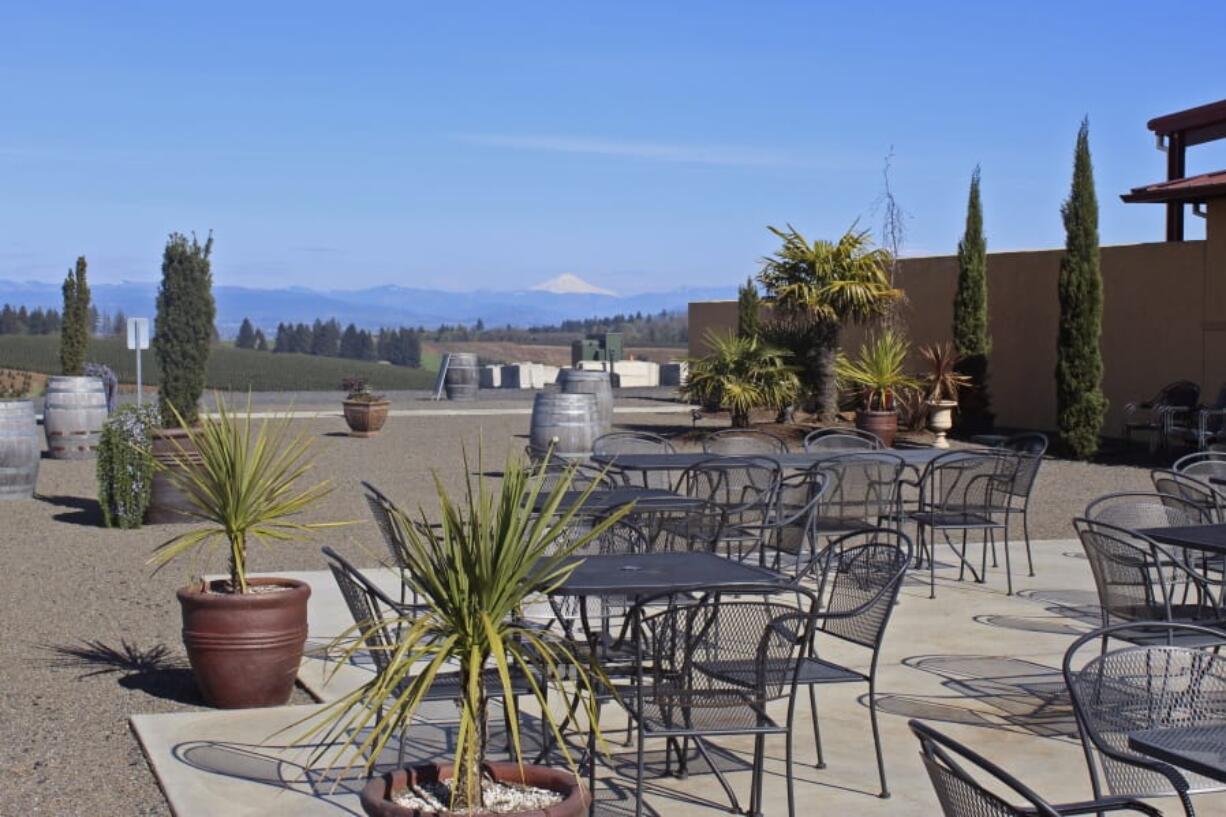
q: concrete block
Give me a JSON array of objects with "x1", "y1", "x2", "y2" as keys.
[{"x1": 479, "y1": 366, "x2": 501, "y2": 389}]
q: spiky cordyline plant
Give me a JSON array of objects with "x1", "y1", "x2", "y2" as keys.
[
  {"x1": 148, "y1": 395, "x2": 347, "y2": 593},
  {"x1": 682, "y1": 330, "x2": 799, "y2": 428},
  {"x1": 919, "y1": 342, "x2": 972, "y2": 403},
  {"x1": 835, "y1": 330, "x2": 920, "y2": 412},
  {"x1": 299, "y1": 450, "x2": 628, "y2": 811}
]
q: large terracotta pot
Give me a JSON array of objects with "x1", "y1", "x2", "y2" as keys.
[
  {"x1": 177, "y1": 577, "x2": 310, "y2": 708},
  {"x1": 343, "y1": 399, "x2": 391, "y2": 437},
  {"x1": 361, "y1": 761, "x2": 588, "y2": 817},
  {"x1": 926, "y1": 400, "x2": 958, "y2": 448},
  {"x1": 855, "y1": 409, "x2": 899, "y2": 448},
  {"x1": 147, "y1": 427, "x2": 204, "y2": 524}
]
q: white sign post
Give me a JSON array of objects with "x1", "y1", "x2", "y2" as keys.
[{"x1": 127, "y1": 317, "x2": 150, "y2": 406}]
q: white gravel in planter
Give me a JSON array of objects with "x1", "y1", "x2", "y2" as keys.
[{"x1": 393, "y1": 777, "x2": 563, "y2": 814}]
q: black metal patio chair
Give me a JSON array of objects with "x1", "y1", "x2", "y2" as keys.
[
  {"x1": 808, "y1": 451, "x2": 906, "y2": 545},
  {"x1": 791, "y1": 529, "x2": 912, "y2": 798},
  {"x1": 1072, "y1": 518, "x2": 1225, "y2": 646},
  {"x1": 1174, "y1": 451, "x2": 1226, "y2": 484},
  {"x1": 702, "y1": 427, "x2": 789, "y2": 456},
  {"x1": 674, "y1": 456, "x2": 782, "y2": 562},
  {"x1": 619, "y1": 584, "x2": 821, "y2": 817},
  {"x1": 910, "y1": 719, "x2": 1164, "y2": 817},
  {"x1": 592, "y1": 431, "x2": 676, "y2": 488},
  {"x1": 1123, "y1": 380, "x2": 1199, "y2": 453},
  {"x1": 907, "y1": 449, "x2": 1020, "y2": 598},
  {"x1": 1063, "y1": 622, "x2": 1226, "y2": 817},
  {"x1": 625, "y1": 501, "x2": 728, "y2": 554},
  {"x1": 322, "y1": 546, "x2": 534, "y2": 766},
  {"x1": 802, "y1": 427, "x2": 884, "y2": 452},
  {"x1": 996, "y1": 432, "x2": 1048, "y2": 577}
]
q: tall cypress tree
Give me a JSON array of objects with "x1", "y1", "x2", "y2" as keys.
[
  {"x1": 736, "y1": 277, "x2": 761, "y2": 340},
  {"x1": 952, "y1": 166, "x2": 993, "y2": 429},
  {"x1": 1055, "y1": 119, "x2": 1107, "y2": 459},
  {"x1": 154, "y1": 233, "x2": 216, "y2": 427},
  {"x1": 59, "y1": 256, "x2": 90, "y2": 375},
  {"x1": 235, "y1": 318, "x2": 257, "y2": 349}
]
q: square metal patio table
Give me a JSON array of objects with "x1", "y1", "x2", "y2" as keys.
[
  {"x1": 590, "y1": 447, "x2": 951, "y2": 475},
  {"x1": 529, "y1": 486, "x2": 706, "y2": 515},
  {"x1": 1139, "y1": 523, "x2": 1226, "y2": 555},
  {"x1": 1128, "y1": 725, "x2": 1226, "y2": 783}
]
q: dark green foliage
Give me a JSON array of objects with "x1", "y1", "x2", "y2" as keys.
[
  {"x1": 235, "y1": 318, "x2": 257, "y2": 349},
  {"x1": 112, "y1": 309, "x2": 127, "y2": 337},
  {"x1": 952, "y1": 166, "x2": 994, "y2": 431},
  {"x1": 737, "y1": 277, "x2": 761, "y2": 340},
  {"x1": 377, "y1": 327, "x2": 422, "y2": 367},
  {"x1": 311, "y1": 318, "x2": 342, "y2": 356},
  {"x1": 1056, "y1": 119, "x2": 1107, "y2": 459},
  {"x1": 253, "y1": 329, "x2": 268, "y2": 351},
  {"x1": 60, "y1": 256, "x2": 90, "y2": 375},
  {"x1": 97, "y1": 403, "x2": 159, "y2": 529},
  {"x1": 154, "y1": 233, "x2": 216, "y2": 427}
]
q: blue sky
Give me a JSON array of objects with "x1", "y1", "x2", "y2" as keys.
[{"x1": 2, "y1": 2, "x2": 1225, "y2": 294}]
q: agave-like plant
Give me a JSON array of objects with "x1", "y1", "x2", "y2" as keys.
[
  {"x1": 918, "y1": 342, "x2": 972, "y2": 403},
  {"x1": 300, "y1": 451, "x2": 628, "y2": 811},
  {"x1": 148, "y1": 394, "x2": 346, "y2": 592},
  {"x1": 835, "y1": 330, "x2": 920, "y2": 412},
  {"x1": 682, "y1": 330, "x2": 799, "y2": 427}
]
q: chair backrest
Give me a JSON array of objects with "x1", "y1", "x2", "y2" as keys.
[
  {"x1": 809, "y1": 452, "x2": 905, "y2": 531},
  {"x1": 632, "y1": 502, "x2": 727, "y2": 553},
  {"x1": 362, "y1": 481, "x2": 409, "y2": 570},
  {"x1": 1063, "y1": 622, "x2": 1226, "y2": 801},
  {"x1": 533, "y1": 458, "x2": 618, "y2": 495},
  {"x1": 703, "y1": 428, "x2": 789, "y2": 455},
  {"x1": 1159, "y1": 380, "x2": 1201, "y2": 410},
  {"x1": 1083, "y1": 490, "x2": 1211, "y2": 530},
  {"x1": 998, "y1": 433, "x2": 1047, "y2": 499},
  {"x1": 917, "y1": 450, "x2": 1019, "y2": 514},
  {"x1": 1151, "y1": 470, "x2": 1225, "y2": 522},
  {"x1": 549, "y1": 519, "x2": 649, "y2": 638},
  {"x1": 1174, "y1": 451, "x2": 1226, "y2": 483},
  {"x1": 910, "y1": 720, "x2": 1064, "y2": 817},
  {"x1": 322, "y1": 546, "x2": 410, "y2": 677},
  {"x1": 807, "y1": 530, "x2": 912, "y2": 651},
  {"x1": 592, "y1": 431, "x2": 675, "y2": 457},
  {"x1": 803, "y1": 427, "x2": 884, "y2": 452},
  {"x1": 1073, "y1": 519, "x2": 1188, "y2": 629},
  {"x1": 647, "y1": 585, "x2": 819, "y2": 709}
]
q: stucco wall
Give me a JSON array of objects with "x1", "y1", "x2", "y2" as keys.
[{"x1": 690, "y1": 236, "x2": 1215, "y2": 435}]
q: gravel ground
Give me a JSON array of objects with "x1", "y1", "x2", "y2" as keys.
[{"x1": 0, "y1": 411, "x2": 1153, "y2": 815}]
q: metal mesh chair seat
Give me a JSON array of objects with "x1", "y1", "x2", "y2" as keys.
[
  {"x1": 909, "y1": 510, "x2": 1006, "y2": 529},
  {"x1": 695, "y1": 655, "x2": 868, "y2": 688},
  {"x1": 1064, "y1": 623, "x2": 1226, "y2": 814},
  {"x1": 911, "y1": 719, "x2": 1164, "y2": 817},
  {"x1": 625, "y1": 689, "x2": 783, "y2": 735}
]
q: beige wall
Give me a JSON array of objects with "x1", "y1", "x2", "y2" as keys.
[{"x1": 691, "y1": 232, "x2": 1219, "y2": 435}]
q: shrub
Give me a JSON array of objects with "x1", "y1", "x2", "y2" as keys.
[
  {"x1": 0, "y1": 369, "x2": 33, "y2": 399},
  {"x1": 953, "y1": 166, "x2": 994, "y2": 430},
  {"x1": 97, "y1": 404, "x2": 159, "y2": 529},
  {"x1": 834, "y1": 329, "x2": 920, "y2": 412},
  {"x1": 154, "y1": 233, "x2": 216, "y2": 427},
  {"x1": 683, "y1": 331, "x2": 799, "y2": 427},
  {"x1": 60, "y1": 256, "x2": 90, "y2": 376}
]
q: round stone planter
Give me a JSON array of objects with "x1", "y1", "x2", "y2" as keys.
[
  {"x1": 343, "y1": 399, "x2": 391, "y2": 437},
  {"x1": 360, "y1": 761, "x2": 588, "y2": 817},
  {"x1": 855, "y1": 409, "x2": 899, "y2": 448}
]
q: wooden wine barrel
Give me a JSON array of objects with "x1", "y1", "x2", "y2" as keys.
[
  {"x1": 529, "y1": 392, "x2": 598, "y2": 459},
  {"x1": 147, "y1": 427, "x2": 205, "y2": 524},
  {"x1": 444, "y1": 353, "x2": 479, "y2": 401},
  {"x1": 0, "y1": 399, "x2": 39, "y2": 499},
  {"x1": 43, "y1": 376, "x2": 107, "y2": 460},
  {"x1": 559, "y1": 369, "x2": 613, "y2": 433}
]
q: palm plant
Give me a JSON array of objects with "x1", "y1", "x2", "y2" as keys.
[
  {"x1": 919, "y1": 342, "x2": 972, "y2": 403},
  {"x1": 835, "y1": 330, "x2": 919, "y2": 412},
  {"x1": 758, "y1": 225, "x2": 902, "y2": 419},
  {"x1": 148, "y1": 395, "x2": 345, "y2": 592},
  {"x1": 682, "y1": 330, "x2": 799, "y2": 427},
  {"x1": 301, "y1": 451, "x2": 628, "y2": 811}
]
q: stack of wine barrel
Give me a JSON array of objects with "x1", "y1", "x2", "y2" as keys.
[{"x1": 529, "y1": 369, "x2": 614, "y2": 459}]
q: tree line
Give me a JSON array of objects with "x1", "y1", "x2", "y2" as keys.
[
  {"x1": 235, "y1": 317, "x2": 423, "y2": 368},
  {"x1": 430, "y1": 309, "x2": 687, "y2": 346},
  {"x1": 0, "y1": 303, "x2": 131, "y2": 337}
]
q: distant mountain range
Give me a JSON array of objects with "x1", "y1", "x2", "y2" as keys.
[{"x1": 0, "y1": 275, "x2": 736, "y2": 335}]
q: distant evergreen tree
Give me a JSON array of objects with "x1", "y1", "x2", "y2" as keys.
[
  {"x1": 235, "y1": 318, "x2": 257, "y2": 349},
  {"x1": 339, "y1": 323, "x2": 361, "y2": 358},
  {"x1": 112, "y1": 308, "x2": 127, "y2": 337},
  {"x1": 356, "y1": 329, "x2": 376, "y2": 361},
  {"x1": 44, "y1": 309, "x2": 62, "y2": 334},
  {"x1": 26, "y1": 307, "x2": 44, "y2": 335},
  {"x1": 254, "y1": 329, "x2": 268, "y2": 351},
  {"x1": 88, "y1": 305, "x2": 100, "y2": 336},
  {"x1": 1055, "y1": 119, "x2": 1107, "y2": 460},
  {"x1": 154, "y1": 232, "x2": 216, "y2": 427},
  {"x1": 60, "y1": 256, "x2": 90, "y2": 375},
  {"x1": 292, "y1": 323, "x2": 313, "y2": 354},
  {"x1": 311, "y1": 318, "x2": 341, "y2": 356},
  {"x1": 736, "y1": 277, "x2": 761, "y2": 340},
  {"x1": 273, "y1": 323, "x2": 290, "y2": 353},
  {"x1": 953, "y1": 166, "x2": 993, "y2": 430},
  {"x1": 0, "y1": 305, "x2": 17, "y2": 334}
]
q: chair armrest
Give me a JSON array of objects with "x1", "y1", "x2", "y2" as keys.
[{"x1": 1047, "y1": 796, "x2": 1164, "y2": 816}]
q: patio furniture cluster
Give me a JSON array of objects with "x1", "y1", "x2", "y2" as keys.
[{"x1": 1124, "y1": 380, "x2": 1226, "y2": 453}]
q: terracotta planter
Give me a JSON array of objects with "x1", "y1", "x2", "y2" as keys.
[
  {"x1": 147, "y1": 427, "x2": 204, "y2": 524},
  {"x1": 177, "y1": 577, "x2": 310, "y2": 708},
  {"x1": 361, "y1": 761, "x2": 588, "y2": 817},
  {"x1": 344, "y1": 399, "x2": 390, "y2": 437},
  {"x1": 926, "y1": 400, "x2": 958, "y2": 448},
  {"x1": 855, "y1": 409, "x2": 899, "y2": 448}
]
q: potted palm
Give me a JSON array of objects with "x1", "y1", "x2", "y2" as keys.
[
  {"x1": 301, "y1": 452, "x2": 626, "y2": 816},
  {"x1": 834, "y1": 329, "x2": 919, "y2": 447},
  {"x1": 919, "y1": 342, "x2": 972, "y2": 448},
  {"x1": 342, "y1": 376, "x2": 391, "y2": 437},
  {"x1": 150, "y1": 396, "x2": 347, "y2": 708},
  {"x1": 682, "y1": 330, "x2": 799, "y2": 428}
]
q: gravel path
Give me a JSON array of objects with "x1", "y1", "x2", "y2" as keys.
[{"x1": 0, "y1": 411, "x2": 1151, "y2": 815}]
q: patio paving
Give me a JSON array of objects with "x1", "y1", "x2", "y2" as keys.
[{"x1": 132, "y1": 538, "x2": 1217, "y2": 816}]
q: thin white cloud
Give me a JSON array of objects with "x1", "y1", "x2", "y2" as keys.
[{"x1": 453, "y1": 133, "x2": 811, "y2": 169}]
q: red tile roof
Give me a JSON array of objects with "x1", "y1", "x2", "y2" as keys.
[{"x1": 1120, "y1": 169, "x2": 1226, "y2": 204}]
